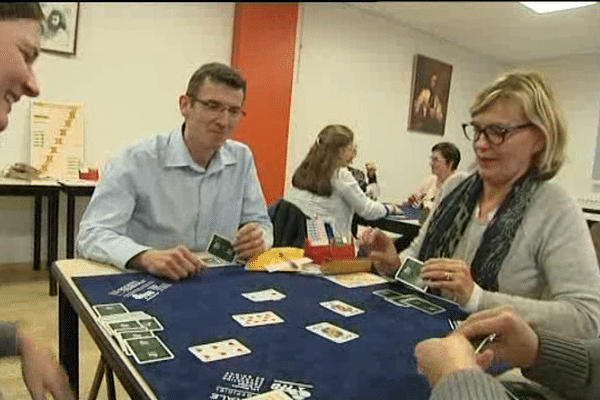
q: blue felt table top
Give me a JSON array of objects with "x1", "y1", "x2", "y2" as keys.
[{"x1": 74, "y1": 267, "x2": 469, "y2": 400}]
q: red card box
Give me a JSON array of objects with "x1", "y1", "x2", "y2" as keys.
[{"x1": 304, "y1": 240, "x2": 355, "y2": 264}]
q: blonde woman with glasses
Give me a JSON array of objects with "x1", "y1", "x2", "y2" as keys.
[{"x1": 361, "y1": 72, "x2": 600, "y2": 339}]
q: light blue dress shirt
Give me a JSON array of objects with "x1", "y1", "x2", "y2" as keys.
[{"x1": 76, "y1": 126, "x2": 273, "y2": 268}]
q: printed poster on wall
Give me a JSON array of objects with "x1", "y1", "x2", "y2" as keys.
[{"x1": 30, "y1": 100, "x2": 84, "y2": 180}]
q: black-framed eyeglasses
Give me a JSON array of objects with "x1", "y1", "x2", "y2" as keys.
[
  {"x1": 188, "y1": 94, "x2": 246, "y2": 118},
  {"x1": 462, "y1": 122, "x2": 534, "y2": 145}
]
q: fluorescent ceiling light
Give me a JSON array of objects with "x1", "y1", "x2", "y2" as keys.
[{"x1": 520, "y1": 2, "x2": 597, "y2": 13}]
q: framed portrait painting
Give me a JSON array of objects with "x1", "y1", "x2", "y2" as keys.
[
  {"x1": 408, "y1": 55, "x2": 453, "y2": 136},
  {"x1": 39, "y1": 2, "x2": 80, "y2": 55}
]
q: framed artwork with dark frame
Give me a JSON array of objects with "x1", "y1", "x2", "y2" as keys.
[
  {"x1": 40, "y1": 2, "x2": 80, "y2": 55},
  {"x1": 408, "y1": 54, "x2": 453, "y2": 136}
]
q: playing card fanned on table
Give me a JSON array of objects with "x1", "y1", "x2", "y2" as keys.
[{"x1": 324, "y1": 272, "x2": 389, "y2": 288}]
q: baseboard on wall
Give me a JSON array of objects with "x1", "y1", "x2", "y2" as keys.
[{"x1": 0, "y1": 262, "x2": 49, "y2": 284}]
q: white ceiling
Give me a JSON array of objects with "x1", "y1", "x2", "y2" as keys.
[{"x1": 347, "y1": 1, "x2": 600, "y2": 64}]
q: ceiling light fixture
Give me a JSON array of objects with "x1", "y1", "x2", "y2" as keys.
[{"x1": 520, "y1": 2, "x2": 597, "y2": 13}]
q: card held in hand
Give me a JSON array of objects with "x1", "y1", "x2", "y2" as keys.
[
  {"x1": 189, "y1": 338, "x2": 251, "y2": 363},
  {"x1": 394, "y1": 256, "x2": 428, "y2": 292},
  {"x1": 208, "y1": 234, "x2": 235, "y2": 262}
]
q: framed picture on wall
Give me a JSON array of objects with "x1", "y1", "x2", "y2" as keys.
[
  {"x1": 39, "y1": 2, "x2": 80, "y2": 55},
  {"x1": 408, "y1": 54, "x2": 453, "y2": 136}
]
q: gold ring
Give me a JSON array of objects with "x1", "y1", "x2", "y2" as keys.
[{"x1": 446, "y1": 272, "x2": 451, "y2": 281}]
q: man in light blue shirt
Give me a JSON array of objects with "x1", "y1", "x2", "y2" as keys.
[{"x1": 77, "y1": 63, "x2": 273, "y2": 281}]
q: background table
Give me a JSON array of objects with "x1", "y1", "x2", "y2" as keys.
[
  {"x1": 0, "y1": 178, "x2": 60, "y2": 295},
  {"x1": 58, "y1": 180, "x2": 96, "y2": 258},
  {"x1": 53, "y1": 259, "x2": 467, "y2": 400}
]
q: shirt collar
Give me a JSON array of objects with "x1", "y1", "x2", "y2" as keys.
[{"x1": 164, "y1": 124, "x2": 237, "y2": 172}]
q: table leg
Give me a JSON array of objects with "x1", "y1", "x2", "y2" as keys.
[
  {"x1": 48, "y1": 191, "x2": 59, "y2": 296},
  {"x1": 59, "y1": 288, "x2": 79, "y2": 396},
  {"x1": 66, "y1": 194, "x2": 75, "y2": 259},
  {"x1": 33, "y1": 194, "x2": 42, "y2": 271}
]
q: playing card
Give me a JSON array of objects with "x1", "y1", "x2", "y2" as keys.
[
  {"x1": 324, "y1": 272, "x2": 388, "y2": 288},
  {"x1": 138, "y1": 317, "x2": 164, "y2": 331},
  {"x1": 386, "y1": 294, "x2": 418, "y2": 307},
  {"x1": 241, "y1": 289, "x2": 286, "y2": 302},
  {"x1": 92, "y1": 303, "x2": 129, "y2": 317},
  {"x1": 107, "y1": 320, "x2": 144, "y2": 333},
  {"x1": 247, "y1": 390, "x2": 293, "y2": 400},
  {"x1": 232, "y1": 311, "x2": 284, "y2": 327},
  {"x1": 188, "y1": 339, "x2": 251, "y2": 363},
  {"x1": 394, "y1": 256, "x2": 428, "y2": 292},
  {"x1": 319, "y1": 300, "x2": 364, "y2": 317},
  {"x1": 372, "y1": 289, "x2": 402, "y2": 299},
  {"x1": 208, "y1": 234, "x2": 235, "y2": 262},
  {"x1": 306, "y1": 322, "x2": 359, "y2": 343},
  {"x1": 403, "y1": 297, "x2": 445, "y2": 315},
  {"x1": 126, "y1": 337, "x2": 174, "y2": 364}
]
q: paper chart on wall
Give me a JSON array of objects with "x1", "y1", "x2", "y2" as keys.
[{"x1": 30, "y1": 100, "x2": 84, "y2": 180}]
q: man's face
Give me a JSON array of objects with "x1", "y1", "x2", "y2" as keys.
[
  {"x1": 0, "y1": 19, "x2": 41, "y2": 132},
  {"x1": 180, "y1": 78, "x2": 245, "y2": 153}
]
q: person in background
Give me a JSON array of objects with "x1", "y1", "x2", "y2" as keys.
[
  {"x1": 285, "y1": 124, "x2": 397, "y2": 240},
  {"x1": 407, "y1": 142, "x2": 464, "y2": 211},
  {"x1": 77, "y1": 62, "x2": 272, "y2": 281},
  {"x1": 0, "y1": 3, "x2": 74, "y2": 399},
  {"x1": 348, "y1": 160, "x2": 379, "y2": 200},
  {"x1": 416, "y1": 306, "x2": 600, "y2": 400},
  {"x1": 361, "y1": 72, "x2": 600, "y2": 339}
]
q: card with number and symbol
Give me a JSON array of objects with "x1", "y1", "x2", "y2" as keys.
[
  {"x1": 319, "y1": 300, "x2": 364, "y2": 317},
  {"x1": 189, "y1": 338, "x2": 251, "y2": 363},
  {"x1": 306, "y1": 322, "x2": 359, "y2": 343},
  {"x1": 242, "y1": 289, "x2": 286, "y2": 302},
  {"x1": 232, "y1": 311, "x2": 284, "y2": 327}
]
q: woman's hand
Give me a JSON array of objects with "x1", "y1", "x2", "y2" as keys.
[
  {"x1": 421, "y1": 258, "x2": 475, "y2": 306},
  {"x1": 359, "y1": 227, "x2": 401, "y2": 276}
]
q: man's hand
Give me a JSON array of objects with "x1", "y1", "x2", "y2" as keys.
[
  {"x1": 407, "y1": 192, "x2": 424, "y2": 206},
  {"x1": 129, "y1": 246, "x2": 204, "y2": 281},
  {"x1": 414, "y1": 334, "x2": 481, "y2": 388},
  {"x1": 456, "y1": 306, "x2": 540, "y2": 370},
  {"x1": 18, "y1": 328, "x2": 75, "y2": 400},
  {"x1": 358, "y1": 227, "x2": 401, "y2": 276},
  {"x1": 233, "y1": 222, "x2": 267, "y2": 260}
]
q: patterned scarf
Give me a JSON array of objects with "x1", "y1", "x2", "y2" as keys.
[{"x1": 417, "y1": 171, "x2": 542, "y2": 291}]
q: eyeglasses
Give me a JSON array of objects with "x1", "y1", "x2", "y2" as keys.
[
  {"x1": 462, "y1": 122, "x2": 534, "y2": 145},
  {"x1": 188, "y1": 95, "x2": 246, "y2": 119}
]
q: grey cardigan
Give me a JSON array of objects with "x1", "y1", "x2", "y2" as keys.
[{"x1": 403, "y1": 175, "x2": 600, "y2": 339}]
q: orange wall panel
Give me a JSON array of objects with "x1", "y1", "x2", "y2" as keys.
[{"x1": 231, "y1": 3, "x2": 298, "y2": 206}]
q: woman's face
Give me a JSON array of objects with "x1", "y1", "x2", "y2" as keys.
[
  {"x1": 340, "y1": 141, "x2": 356, "y2": 166},
  {"x1": 471, "y1": 98, "x2": 545, "y2": 188},
  {"x1": 430, "y1": 150, "x2": 453, "y2": 182}
]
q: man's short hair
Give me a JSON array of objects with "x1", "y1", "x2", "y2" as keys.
[
  {"x1": 0, "y1": 3, "x2": 43, "y2": 21},
  {"x1": 432, "y1": 142, "x2": 461, "y2": 170},
  {"x1": 186, "y1": 62, "x2": 247, "y2": 101}
]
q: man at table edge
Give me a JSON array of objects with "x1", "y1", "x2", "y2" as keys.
[{"x1": 76, "y1": 62, "x2": 273, "y2": 281}]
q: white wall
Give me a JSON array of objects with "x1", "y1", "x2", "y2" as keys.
[
  {"x1": 0, "y1": 2, "x2": 234, "y2": 264},
  {"x1": 287, "y1": 3, "x2": 510, "y2": 202},
  {"x1": 515, "y1": 54, "x2": 600, "y2": 200}
]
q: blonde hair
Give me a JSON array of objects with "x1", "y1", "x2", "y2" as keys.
[{"x1": 470, "y1": 71, "x2": 567, "y2": 180}]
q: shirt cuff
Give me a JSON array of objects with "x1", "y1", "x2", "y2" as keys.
[{"x1": 462, "y1": 284, "x2": 483, "y2": 313}]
